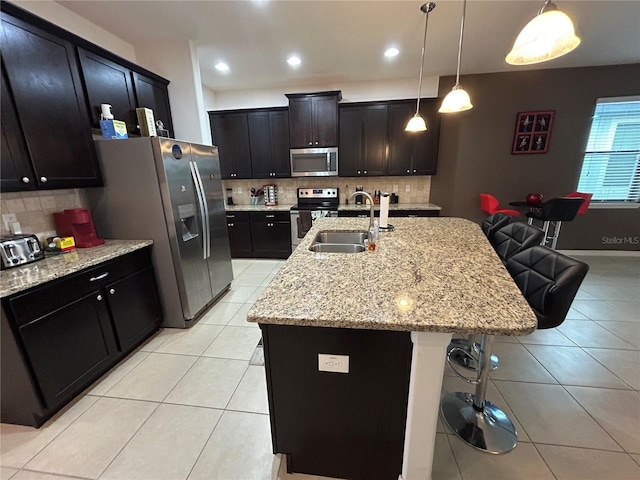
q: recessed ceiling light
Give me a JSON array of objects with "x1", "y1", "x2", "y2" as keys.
[
  {"x1": 215, "y1": 62, "x2": 229, "y2": 72},
  {"x1": 385, "y1": 47, "x2": 400, "y2": 58},
  {"x1": 287, "y1": 55, "x2": 301, "y2": 66}
]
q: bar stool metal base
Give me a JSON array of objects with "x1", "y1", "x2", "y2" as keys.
[
  {"x1": 447, "y1": 338, "x2": 498, "y2": 371},
  {"x1": 441, "y1": 392, "x2": 517, "y2": 454}
]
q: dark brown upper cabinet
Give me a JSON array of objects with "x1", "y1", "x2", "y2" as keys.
[
  {"x1": 286, "y1": 91, "x2": 341, "y2": 148},
  {"x1": 78, "y1": 48, "x2": 137, "y2": 133},
  {"x1": 338, "y1": 104, "x2": 388, "y2": 177},
  {"x1": 210, "y1": 112, "x2": 253, "y2": 179},
  {"x1": 339, "y1": 99, "x2": 440, "y2": 178},
  {"x1": 0, "y1": 12, "x2": 102, "y2": 190},
  {"x1": 132, "y1": 72, "x2": 174, "y2": 139},
  {"x1": 248, "y1": 109, "x2": 290, "y2": 178},
  {"x1": 387, "y1": 99, "x2": 440, "y2": 176}
]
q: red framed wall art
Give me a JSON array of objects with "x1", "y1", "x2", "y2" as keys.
[{"x1": 512, "y1": 110, "x2": 555, "y2": 154}]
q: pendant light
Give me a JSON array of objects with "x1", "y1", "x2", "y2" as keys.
[
  {"x1": 439, "y1": 0, "x2": 473, "y2": 113},
  {"x1": 505, "y1": 0, "x2": 580, "y2": 65},
  {"x1": 405, "y1": 2, "x2": 436, "y2": 132}
]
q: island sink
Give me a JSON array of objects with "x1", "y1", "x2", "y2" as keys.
[{"x1": 309, "y1": 230, "x2": 367, "y2": 253}]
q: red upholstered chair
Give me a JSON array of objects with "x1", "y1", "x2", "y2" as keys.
[
  {"x1": 480, "y1": 193, "x2": 520, "y2": 216},
  {"x1": 566, "y1": 191, "x2": 593, "y2": 215}
]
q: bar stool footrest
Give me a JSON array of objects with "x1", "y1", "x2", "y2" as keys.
[{"x1": 440, "y1": 391, "x2": 517, "y2": 454}]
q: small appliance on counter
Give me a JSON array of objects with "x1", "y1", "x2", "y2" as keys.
[
  {"x1": 226, "y1": 188, "x2": 234, "y2": 206},
  {"x1": 53, "y1": 208, "x2": 104, "y2": 248},
  {"x1": 355, "y1": 186, "x2": 364, "y2": 205},
  {"x1": 0, "y1": 234, "x2": 44, "y2": 269},
  {"x1": 263, "y1": 184, "x2": 278, "y2": 206}
]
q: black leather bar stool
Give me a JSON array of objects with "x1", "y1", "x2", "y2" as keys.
[
  {"x1": 481, "y1": 213, "x2": 513, "y2": 243},
  {"x1": 526, "y1": 197, "x2": 584, "y2": 249},
  {"x1": 441, "y1": 246, "x2": 588, "y2": 454},
  {"x1": 448, "y1": 221, "x2": 543, "y2": 371}
]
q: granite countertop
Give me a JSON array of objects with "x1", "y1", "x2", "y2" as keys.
[
  {"x1": 338, "y1": 203, "x2": 441, "y2": 211},
  {"x1": 247, "y1": 217, "x2": 537, "y2": 335},
  {"x1": 225, "y1": 204, "x2": 294, "y2": 212},
  {"x1": 0, "y1": 239, "x2": 153, "y2": 298}
]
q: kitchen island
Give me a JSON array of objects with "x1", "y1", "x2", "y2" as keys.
[{"x1": 248, "y1": 217, "x2": 537, "y2": 479}]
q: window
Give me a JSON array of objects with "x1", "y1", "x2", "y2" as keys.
[{"x1": 577, "y1": 97, "x2": 640, "y2": 203}]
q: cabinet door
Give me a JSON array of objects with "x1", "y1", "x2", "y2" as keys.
[
  {"x1": 226, "y1": 214, "x2": 253, "y2": 258},
  {"x1": 228, "y1": 113, "x2": 253, "y2": 178},
  {"x1": 272, "y1": 221, "x2": 292, "y2": 258},
  {"x1": 107, "y1": 267, "x2": 161, "y2": 353},
  {"x1": 249, "y1": 220, "x2": 272, "y2": 256},
  {"x1": 288, "y1": 96, "x2": 313, "y2": 148},
  {"x1": 132, "y1": 72, "x2": 174, "y2": 138},
  {"x1": 248, "y1": 112, "x2": 273, "y2": 179},
  {"x1": 387, "y1": 102, "x2": 415, "y2": 176},
  {"x1": 312, "y1": 95, "x2": 339, "y2": 147},
  {"x1": 0, "y1": 14, "x2": 101, "y2": 189},
  {"x1": 362, "y1": 105, "x2": 388, "y2": 176},
  {"x1": 1, "y1": 65, "x2": 35, "y2": 191},
  {"x1": 338, "y1": 106, "x2": 363, "y2": 177},
  {"x1": 412, "y1": 100, "x2": 440, "y2": 175},
  {"x1": 78, "y1": 48, "x2": 137, "y2": 132},
  {"x1": 18, "y1": 292, "x2": 117, "y2": 409},
  {"x1": 270, "y1": 110, "x2": 291, "y2": 177},
  {"x1": 210, "y1": 114, "x2": 234, "y2": 179}
]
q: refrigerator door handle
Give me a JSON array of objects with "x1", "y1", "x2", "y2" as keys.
[
  {"x1": 189, "y1": 161, "x2": 208, "y2": 260},
  {"x1": 191, "y1": 161, "x2": 211, "y2": 258}
]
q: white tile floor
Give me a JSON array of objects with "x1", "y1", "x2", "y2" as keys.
[{"x1": 1, "y1": 255, "x2": 639, "y2": 480}]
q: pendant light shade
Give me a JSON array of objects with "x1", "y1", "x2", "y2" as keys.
[
  {"x1": 506, "y1": 1, "x2": 580, "y2": 65},
  {"x1": 405, "y1": 2, "x2": 436, "y2": 132},
  {"x1": 439, "y1": 0, "x2": 473, "y2": 114},
  {"x1": 439, "y1": 85, "x2": 473, "y2": 113}
]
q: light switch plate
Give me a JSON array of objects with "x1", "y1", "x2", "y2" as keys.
[
  {"x1": 2, "y1": 213, "x2": 17, "y2": 231},
  {"x1": 405, "y1": 185, "x2": 411, "y2": 192},
  {"x1": 318, "y1": 353, "x2": 349, "y2": 373}
]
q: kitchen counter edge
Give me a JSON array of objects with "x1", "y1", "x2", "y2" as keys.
[{"x1": 0, "y1": 240, "x2": 153, "y2": 298}]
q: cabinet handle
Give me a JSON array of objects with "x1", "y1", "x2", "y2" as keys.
[
  {"x1": 109, "y1": 288, "x2": 116, "y2": 295},
  {"x1": 407, "y1": 169, "x2": 410, "y2": 173},
  {"x1": 21, "y1": 177, "x2": 30, "y2": 183},
  {"x1": 227, "y1": 215, "x2": 235, "y2": 218},
  {"x1": 40, "y1": 176, "x2": 48, "y2": 183},
  {"x1": 90, "y1": 272, "x2": 109, "y2": 282},
  {"x1": 228, "y1": 223, "x2": 234, "y2": 227},
  {"x1": 266, "y1": 214, "x2": 275, "y2": 218},
  {"x1": 308, "y1": 142, "x2": 312, "y2": 146},
  {"x1": 413, "y1": 169, "x2": 417, "y2": 173},
  {"x1": 357, "y1": 170, "x2": 361, "y2": 175},
  {"x1": 364, "y1": 170, "x2": 367, "y2": 174},
  {"x1": 97, "y1": 294, "x2": 103, "y2": 301},
  {"x1": 315, "y1": 141, "x2": 319, "y2": 145}
]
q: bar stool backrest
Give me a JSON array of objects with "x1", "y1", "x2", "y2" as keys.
[
  {"x1": 506, "y1": 246, "x2": 589, "y2": 329},
  {"x1": 540, "y1": 197, "x2": 585, "y2": 222},
  {"x1": 566, "y1": 192, "x2": 593, "y2": 215},
  {"x1": 491, "y1": 222, "x2": 544, "y2": 263},
  {"x1": 481, "y1": 213, "x2": 512, "y2": 242}
]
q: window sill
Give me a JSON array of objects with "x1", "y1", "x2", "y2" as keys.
[{"x1": 589, "y1": 203, "x2": 640, "y2": 210}]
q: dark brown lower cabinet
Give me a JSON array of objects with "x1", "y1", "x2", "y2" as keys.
[
  {"x1": 226, "y1": 211, "x2": 291, "y2": 259},
  {"x1": 261, "y1": 324, "x2": 412, "y2": 480},
  {"x1": 0, "y1": 247, "x2": 161, "y2": 427}
]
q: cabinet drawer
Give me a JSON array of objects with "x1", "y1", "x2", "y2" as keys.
[
  {"x1": 226, "y1": 211, "x2": 250, "y2": 222},
  {"x1": 388, "y1": 210, "x2": 440, "y2": 217},
  {"x1": 8, "y1": 247, "x2": 152, "y2": 326},
  {"x1": 250, "y1": 211, "x2": 290, "y2": 222}
]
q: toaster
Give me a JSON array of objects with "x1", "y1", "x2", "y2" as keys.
[{"x1": 0, "y1": 234, "x2": 45, "y2": 269}]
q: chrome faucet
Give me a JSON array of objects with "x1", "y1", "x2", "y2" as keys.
[{"x1": 349, "y1": 191, "x2": 376, "y2": 229}]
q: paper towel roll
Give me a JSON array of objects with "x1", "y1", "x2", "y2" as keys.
[{"x1": 380, "y1": 192, "x2": 390, "y2": 228}]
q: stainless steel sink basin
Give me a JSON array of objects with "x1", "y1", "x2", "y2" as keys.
[
  {"x1": 313, "y1": 231, "x2": 368, "y2": 244},
  {"x1": 310, "y1": 243, "x2": 366, "y2": 253},
  {"x1": 309, "y1": 230, "x2": 368, "y2": 254}
]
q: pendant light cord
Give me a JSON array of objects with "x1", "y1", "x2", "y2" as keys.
[
  {"x1": 415, "y1": 3, "x2": 435, "y2": 115},
  {"x1": 454, "y1": 0, "x2": 467, "y2": 87}
]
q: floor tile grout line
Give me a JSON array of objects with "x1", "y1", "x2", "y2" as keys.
[
  {"x1": 13, "y1": 467, "x2": 93, "y2": 480},
  {"x1": 442, "y1": 431, "x2": 464, "y2": 480}
]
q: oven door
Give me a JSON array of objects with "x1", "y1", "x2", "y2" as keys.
[{"x1": 290, "y1": 210, "x2": 338, "y2": 251}]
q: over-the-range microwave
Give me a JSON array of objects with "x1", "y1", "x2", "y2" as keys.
[{"x1": 290, "y1": 147, "x2": 338, "y2": 177}]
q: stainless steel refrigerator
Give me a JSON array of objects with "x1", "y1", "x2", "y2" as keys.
[{"x1": 89, "y1": 137, "x2": 233, "y2": 328}]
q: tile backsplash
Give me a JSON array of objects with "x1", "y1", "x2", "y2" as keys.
[
  {"x1": 0, "y1": 189, "x2": 89, "y2": 240},
  {"x1": 222, "y1": 176, "x2": 432, "y2": 206}
]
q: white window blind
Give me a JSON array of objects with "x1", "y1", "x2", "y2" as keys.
[{"x1": 577, "y1": 97, "x2": 640, "y2": 203}]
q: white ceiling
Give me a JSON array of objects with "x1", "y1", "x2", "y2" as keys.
[{"x1": 57, "y1": 0, "x2": 640, "y2": 92}]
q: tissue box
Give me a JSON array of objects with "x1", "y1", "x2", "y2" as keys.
[
  {"x1": 100, "y1": 119, "x2": 128, "y2": 139},
  {"x1": 136, "y1": 108, "x2": 157, "y2": 137}
]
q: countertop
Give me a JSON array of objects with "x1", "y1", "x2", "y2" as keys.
[
  {"x1": 0, "y1": 240, "x2": 153, "y2": 298},
  {"x1": 225, "y1": 203, "x2": 441, "y2": 212},
  {"x1": 247, "y1": 217, "x2": 537, "y2": 335}
]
